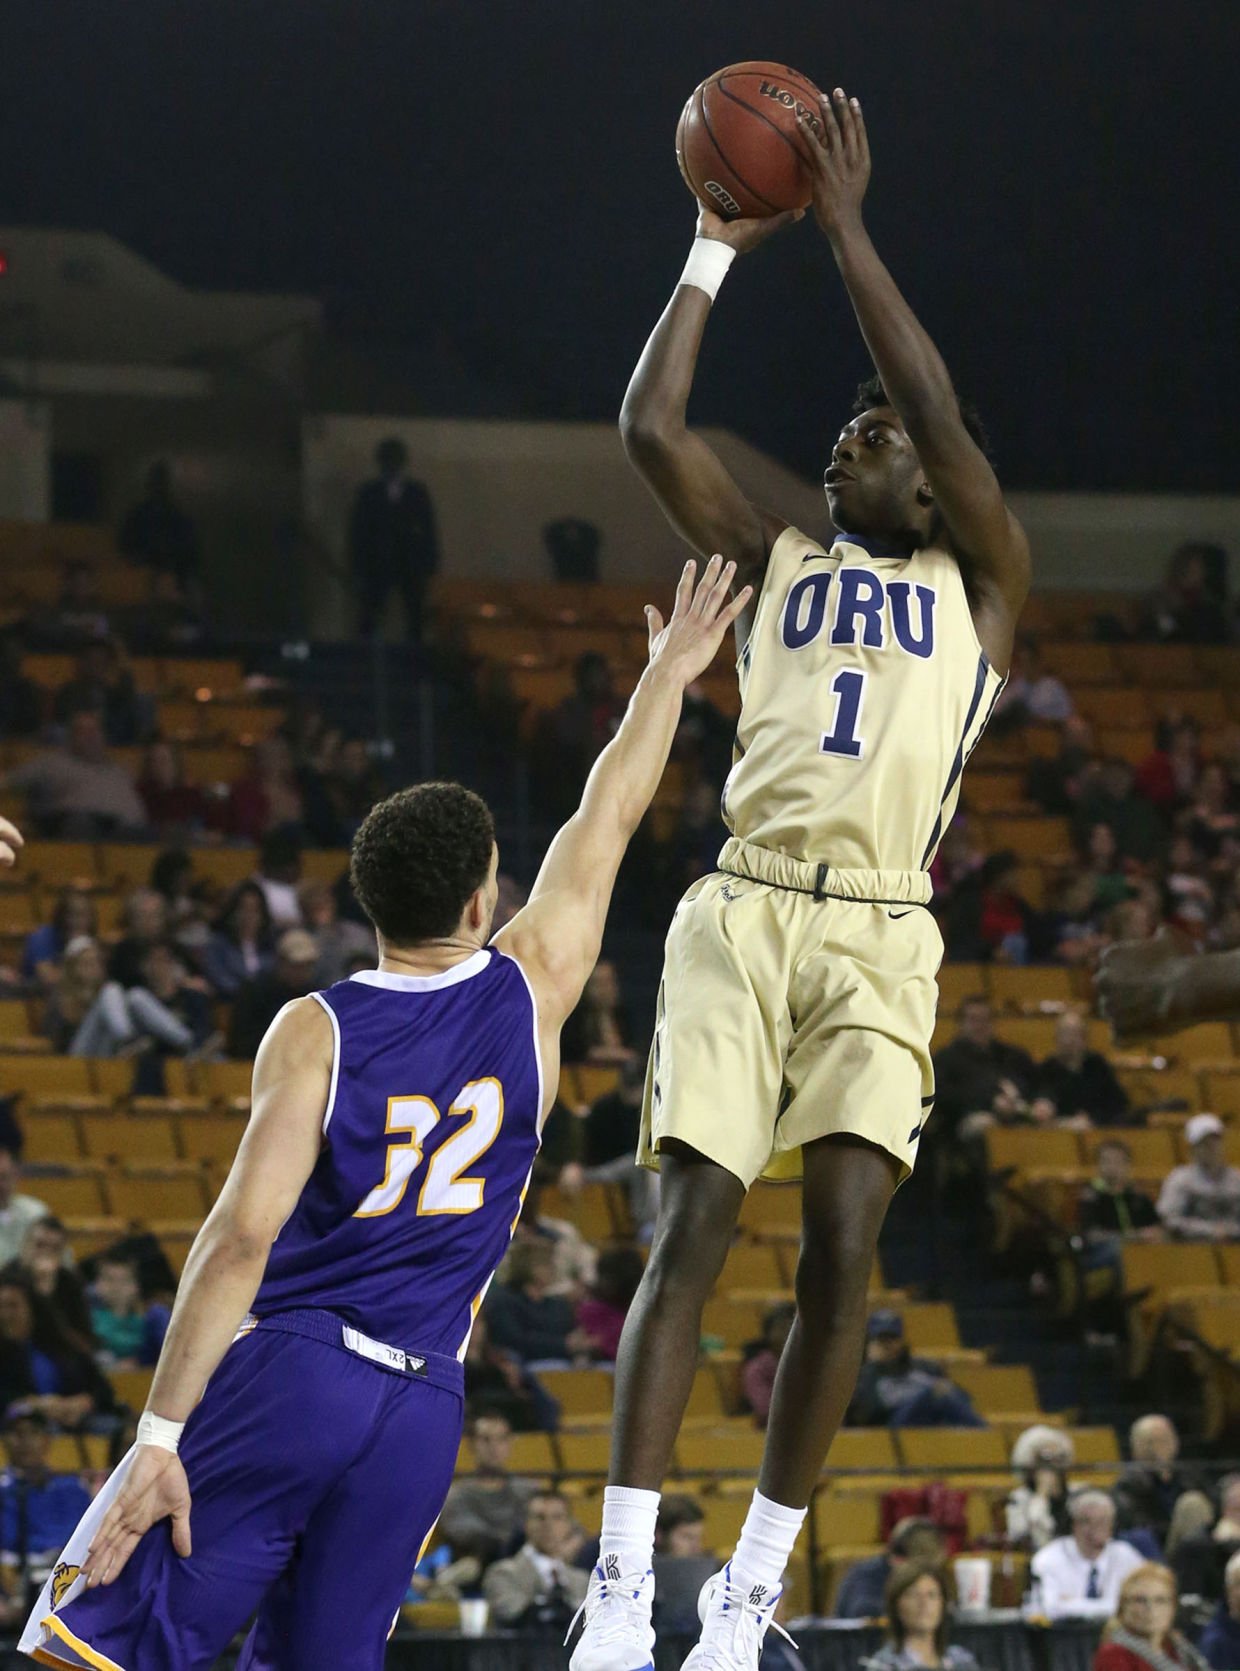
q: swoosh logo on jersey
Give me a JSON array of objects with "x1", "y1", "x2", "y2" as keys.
[{"x1": 887, "y1": 909, "x2": 917, "y2": 920}]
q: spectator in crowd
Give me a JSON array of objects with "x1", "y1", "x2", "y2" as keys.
[
  {"x1": 0, "y1": 1274, "x2": 113, "y2": 1430},
  {"x1": 108, "y1": 887, "x2": 169, "y2": 989},
  {"x1": 0, "y1": 1409, "x2": 92, "y2": 1592},
  {"x1": 322, "y1": 736, "x2": 385, "y2": 842},
  {"x1": 559, "y1": 1052, "x2": 658, "y2": 1238},
  {"x1": 560, "y1": 958, "x2": 636, "y2": 1068},
  {"x1": 462, "y1": 1316, "x2": 560, "y2": 1435},
  {"x1": 88, "y1": 1254, "x2": 170, "y2": 1369},
  {"x1": 506, "y1": 1179, "x2": 597, "y2": 1298},
  {"x1": 741, "y1": 1302, "x2": 796, "y2": 1429},
  {"x1": 44, "y1": 938, "x2": 128, "y2": 1056},
  {"x1": 1139, "y1": 542, "x2": 1229, "y2": 646},
  {"x1": 991, "y1": 636, "x2": 1074, "y2": 732},
  {"x1": 203, "y1": 881, "x2": 275, "y2": 998},
  {"x1": 1173, "y1": 1474, "x2": 1240, "y2": 1602},
  {"x1": 1027, "y1": 715, "x2": 1098, "y2": 817},
  {"x1": 536, "y1": 653, "x2": 625, "y2": 818},
  {"x1": 943, "y1": 849, "x2": 1042, "y2": 964},
  {"x1": 250, "y1": 825, "x2": 305, "y2": 928},
  {"x1": 6, "y1": 1217, "x2": 92, "y2": 1354},
  {"x1": 1114, "y1": 1416, "x2": 1213, "y2": 1550},
  {"x1": 226, "y1": 928, "x2": 320, "y2": 1058},
  {"x1": 348, "y1": 436, "x2": 439, "y2": 644},
  {"x1": 53, "y1": 639, "x2": 149, "y2": 747},
  {"x1": 1080, "y1": 1141, "x2": 1163, "y2": 1247},
  {"x1": 124, "y1": 941, "x2": 218, "y2": 1087},
  {"x1": 2, "y1": 709, "x2": 145, "y2": 838},
  {"x1": 1074, "y1": 759, "x2": 1165, "y2": 867},
  {"x1": 136, "y1": 740, "x2": 210, "y2": 840},
  {"x1": 1006, "y1": 1425, "x2": 1076, "y2": 1551},
  {"x1": 439, "y1": 1407, "x2": 540, "y2": 1566},
  {"x1": 224, "y1": 741, "x2": 314, "y2": 848},
  {"x1": 575, "y1": 1247, "x2": 644, "y2": 1363},
  {"x1": 1135, "y1": 721, "x2": 1201, "y2": 819},
  {"x1": 931, "y1": 996, "x2": 1037, "y2": 1144},
  {"x1": 482, "y1": 1490, "x2": 589, "y2": 1632},
  {"x1": 1162, "y1": 835, "x2": 1217, "y2": 940},
  {"x1": 21, "y1": 888, "x2": 97, "y2": 990},
  {"x1": 1157, "y1": 1115, "x2": 1240, "y2": 1241},
  {"x1": 0, "y1": 1153, "x2": 49, "y2": 1270},
  {"x1": 1073, "y1": 823, "x2": 1134, "y2": 919},
  {"x1": 298, "y1": 877, "x2": 375, "y2": 986},
  {"x1": 652, "y1": 1495, "x2": 718, "y2": 1633},
  {"x1": 544, "y1": 515, "x2": 601, "y2": 584},
  {"x1": 930, "y1": 816, "x2": 985, "y2": 905},
  {"x1": 1185, "y1": 764, "x2": 1240, "y2": 868},
  {"x1": 1033, "y1": 1012, "x2": 1130, "y2": 1127},
  {"x1": 1200, "y1": 1549, "x2": 1240, "y2": 1670},
  {"x1": 0, "y1": 632, "x2": 42, "y2": 740},
  {"x1": 1093, "y1": 1563, "x2": 1208, "y2": 1671},
  {"x1": 866, "y1": 1563, "x2": 981, "y2": 1671},
  {"x1": 834, "y1": 1518, "x2": 948, "y2": 1621},
  {"x1": 847, "y1": 1310, "x2": 985, "y2": 1429},
  {"x1": 149, "y1": 849, "x2": 213, "y2": 964},
  {"x1": 485, "y1": 1242, "x2": 592, "y2": 1368},
  {"x1": 118, "y1": 460, "x2": 201, "y2": 594},
  {"x1": 1032, "y1": 1491, "x2": 1146, "y2": 1620}
]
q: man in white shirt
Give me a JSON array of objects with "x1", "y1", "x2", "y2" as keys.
[
  {"x1": 0, "y1": 1148, "x2": 49, "y2": 1269},
  {"x1": 1031, "y1": 1490, "x2": 1144, "y2": 1619},
  {"x1": 483, "y1": 1490, "x2": 589, "y2": 1629},
  {"x1": 1157, "y1": 1113, "x2": 1240, "y2": 1241}
]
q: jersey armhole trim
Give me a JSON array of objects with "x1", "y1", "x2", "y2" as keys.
[
  {"x1": 496, "y1": 951, "x2": 546, "y2": 1133},
  {"x1": 309, "y1": 991, "x2": 342, "y2": 1137}
]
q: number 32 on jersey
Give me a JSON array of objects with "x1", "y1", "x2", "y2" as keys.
[{"x1": 355, "y1": 1078, "x2": 504, "y2": 1219}]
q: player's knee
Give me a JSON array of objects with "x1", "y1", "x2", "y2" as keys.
[{"x1": 794, "y1": 1219, "x2": 877, "y2": 1315}]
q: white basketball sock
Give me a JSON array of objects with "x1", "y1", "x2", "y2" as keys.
[
  {"x1": 730, "y1": 1490, "x2": 807, "y2": 1597},
  {"x1": 599, "y1": 1485, "x2": 661, "y2": 1576}
]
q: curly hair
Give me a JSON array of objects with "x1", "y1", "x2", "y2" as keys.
[
  {"x1": 350, "y1": 781, "x2": 495, "y2": 945},
  {"x1": 854, "y1": 375, "x2": 992, "y2": 461}
]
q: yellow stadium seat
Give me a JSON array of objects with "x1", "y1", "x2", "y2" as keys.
[
  {"x1": 0, "y1": 896, "x2": 40, "y2": 934},
  {"x1": 106, "y1": 1168, "x2": 209, "y2": 1222},
  {"x1": 700, "y1": 1296, "x2": 762, "y2": 1349},
  {"x1": 213, "y1": 705, "x2": 285, "y2": 745},
  {"x1": 21, "y1": 1111, "x2": 83, "y2": 1162},
  {"x1": 463, "y1": 621, "x2": 553, "y2": 666},
  {"x1": 697, "y1": 1495, "x2": 751, "y2": 1557},
  {"x1": 184, "y1": 747, "x2": 249, "y2": 787},
  {"x1": 1202, "y1": 1076, "x2": 1240, "y2": 1117},
  {"x1": 109, "y1": 1367, "x2": 155, "y2": 1409},
  {"x1": 191, "y1": 850, "x2": 258, "y2": 892},
  {"x1": 563, "y1": 1065, "x2": 621, "y2": 1106},
  {"x1": 80, "y1": 1114, "x2": 178, "y2": 1164},
  {"x1": 160, "y1": 658, "x2": 245, "y2": 699},
  {"x1": 0, "y1": 1000, "x2": 35, "y2": 1041},
  {"x1": 1039, "y1": 644, "x2": 1119, "y2": 686},
  {"x1": 1154, "y1": 1023, "x2": 1235, "y2": 1064},
  {"x1": 177, "y1": 1112, "x2": 248, "y2": 1167},
  {"x1": 3, "y1": 1055, "x2": 93, "y2": 1100},
  {"x1": 963, "y1": 773, "x2": 1030, "y2": 815},
  {"x1": 902, "y1": 1304, "x2": 961, "y2": 1353},
  {"x1": 1217, "y1": 1246, "x2": 1240, "y2": 1288},
  {"x1": 720, "y1": 1241, "x2": 787, "y2": 1291},
  {"x1": 950, "y1": 1363, "x2": 1040, "y2": 1415},
  {"x1": 737, "y1": 1185, "x2": 800, "y2": 1235},
  {"x1": 555, "y1": 1431, "x2": 611, "y2": 1473},
  {"x1": 1080, "y1": 1127, "x2": 1175, "y2": 1171},
  {"x1": 825, "y1": 1429, "x2": 900, "y2": 1473},
  {"x1": 1115, "y1": 645, "x2": 1204, "y2": 687},
  {"x1": 1097, "y1": 728, "x2": 1155, "y2": 766},
  {"x1": 508, "y1": 666, "x2": 575, "y2": 719},
  {"x1": 299, "y1": 850, "x2": 352, "y2": 885},
  {"x1": 985, "y1": 816, "x2": 1072, "y2": 862},
  {"x1": 97, "y1": 844, "x2": 166, "y2": 890},
  {"x1": 1073, "y1": 687, "x2": 1151, "y2": 728},
  {"x1": 935, "y1": 965, "x2": 990, "y2": 1015},
  {"x1": 896, "y1": 1428, "x2": 1010, "y2": 1470},
  {"x1": 199, "y1": 1060, "x2": 254, "y2": 1106},
  {"x1": 1155, "y1": 688, "x2": 1228, "y2": 726},
  {"x1": 87, "y1": 1059, "x2": 138, "y2": 1101},
  {"x1": 1118, "y1": 1067, "x2": 1199, "y2": 1111},
  {"x1": 537, "y1": 1370, "x2": 613, "y2": 1418},
  {"x1": 986, "y1": 1127, "x2": 1081, "y2": 1174},
  {"x1": 987, "y1": 966, "x2": 1074, "y2": 1011},
  {"x1": 814, "y1": 1489, "x2": 883, "y2": 1551},
  {"x1": 681, "y1": 1365, "x2": 725, "y2": 1423},
  {"x1": 675, "y1": 1427, "x2": 766, "y2": 1475},
  {"x1": 1068, "y1": 1426, "x2": 1121, "y2": 1464},
  {"x1": 20, "y1": 653, "x2": 78, "y2": 690},
  {"x1": 161, "y1": 1060, "x2": 198, "y2": 1098},
  {"x1": 35, "y1": 1172, "x2": 108, "y2": 1216},
  {"x1": 79, "y1": 1434, "x2": 111, "y2": 1471},
  {"x1": 503, "y1": 1432, "x2": 558, "y2": 1477},
  {"x1": 1121, "y1": 1242, "x2": 1222, "y2": 1299},
  {"x1": 993, "y1": 1016, "x2": 1059, "y2": 1056}
]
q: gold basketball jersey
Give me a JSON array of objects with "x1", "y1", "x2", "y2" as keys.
[{"x1": 721, "y1": 524, "x2": 1005, "y2": 874}]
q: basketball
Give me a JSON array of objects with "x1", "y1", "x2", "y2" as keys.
[{"x1": 676, "y1": 61, "x2": 825, "y2": 220}]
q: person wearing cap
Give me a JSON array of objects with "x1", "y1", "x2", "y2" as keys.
[
  {"x1": 1006, "y1": 1426, "x2": 1076, "y2": 1551},
  {"x1": 225, "y1": 928, "x2": 321, "y2": 1059},
  {"x1": 846, "y1": 1311, "x2": 985, "y2": 1429},
  {"x1": 1156, "y1": 1115, "x2": 1240, "y2": 1241}
]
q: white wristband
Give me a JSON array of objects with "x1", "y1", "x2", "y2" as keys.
[
  {"x1": 679, "y1": 237, "x2": 736, "y2": 302},
  {"x1": 137, "y1": 1411, "x2": 185, "y2": 1455}
]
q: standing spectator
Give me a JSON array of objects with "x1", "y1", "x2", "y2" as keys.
[
  {"x1": 117, "y1": 461, "x2": 201, "y2": 595},
  {"x1": 203, "y1": 882, "x2": 275, "y2": 999},
  {"x1": 1157, "y1": 1115, "x2": 1240, "y2": 1241},
  {"x1": 991, "y1": 636, "x2": 1074, "y2": 731},
  {"x1": 485, "y1": 1243, "x2": 592, "y2": 1368},
  {"x1": 741, "y1": 1303, "x2": 796, "y2": 1429},
  {"x1": 0, "y1": 1154, "x2": 49, "y2": 1270},
  {"x1": 931, "y1": 996, "x2": 1037, "y2": 1143},
  {"x1": 866, "y1": 1563, "x2": 982, "y2": 1671},
  {"x1": 575, "y1": 1247, "x2": 644, "y2": 1363},
  {"x1": 834, "y1": 1519, "x2": 947, "y2": 1621},
  {"x1": 652, "y1": 1496, "x2": 718, "y2": 1633},
  {"x1": 1032, "y1": 1492, "x2": 1146, "y2": 1619},
  {"x1": 348, "y1": 437, "x2": 439, "y2": 643},
  {"x1": 1006, "y1": 1426, "x2": 1076, "y2": 1551},
  {"x1": 226, "y1": 929, "x2": 320, "y2": 1059},
  {"x1": 136, "y1": 741, "x2": 210, "y2": 840},
  {"x1": 1140, "y1": 543, "x2": 1228, "y2": 646},
  {"x1": 483, "y1": 1491, "x2": 589, "y2": 1632},
  {"x1": 1093, "y1": 1563, "x2": 1208, "y2": 1671},
  {"x1": 88, "y1": 1255, "x2": 171, "y2": 1370},
  {"x1": 1033, "y1": 1012, "x2": 1130, "y2": 1127},
  {"x1": 847, "y1": 1310, "x2": 984, "y2": 1428},
  {"x1": 298, "y1": 878, "x2": 375, "y2": 986},
  {"x1": 52, "y1": 640, "x2": 149, "y2": 747},
  {"x1": 108, "y1": 888, "x2": 169, "y2": 989},
  {"x1": 0, "y1": 1410, "x2": 92, "y2": 1594},
  {"x1": 1114, "y1": 1416, "x2": 1213, "y2": 1549},
  {"x1": 439, "y1": 1408, "x2": 540, "y2": 1567},
  {"x1": 560, "y1": 959, "x2": 636, "y2": 1068},
  {"x1": 1200, "y1": 1550, "x2": 1240, "y2": 1670},
  {"x1": 1, "y1": 710, "x2": 146, "y2": 838},
  {"x1": 21, "y1": 889, "x2": 98, "y2": 990},
  {"x1": 543, "y1": 516, "x2": 601, "y2": 583}
]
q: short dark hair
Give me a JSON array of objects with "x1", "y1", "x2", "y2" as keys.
[
  {"x1": 888, "y1": 1516, "x2": 946, "y2": 1561},
  {"x1": 468, "y1": 1404, "x2": 512, "y2": 1437},
  {"x1": 656, "y1": 1493, "x2": 705, "y2": 1547},
  {"x1": 885, "y1": 1561, "x2": 951, "y2": 1655},
  {"x1": 350, "y1": 782, "x2": 495, "y2": 945},
  {"x1": 854, "y1": 376, "x2": 992, "y2": 460}
]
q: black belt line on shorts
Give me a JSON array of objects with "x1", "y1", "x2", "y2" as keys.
[{"x1": 719, "y1": 865, "x2": 929, "y2": 909}]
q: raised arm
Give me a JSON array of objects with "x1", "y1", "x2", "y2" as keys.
[
  {"x1": 620, "y1": 209, "x2": 797, "y2": 579},
  {"x1": 798, "y1": 90, "x2": 1030, "y2": 672},
  {"x1": 494, "y1": 557, "x2": 750, "y2": 1034}
]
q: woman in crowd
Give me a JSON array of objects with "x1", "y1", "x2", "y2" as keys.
[
  {"x1": 202, "y1": 880, "x2": 274, "y2": 997},
  {"x1": 137, "y1": 740, "x2": 210, "y2": 839},
  {"x1": 1093, "y1": 1564, "x2": 1208, "y2": 1671},
  {"x1": 46, "y1": 937, "x2": 134, "y2": 1056},
  {"x1": 4, "y1": 1215, "x2": 93, "y2": 1355},
  {"x1": 21, "y1": 887, "x2": 97, "y2": 989},
  {"x1": 740, "y1": 1302, "x2": 796, "y2": 1430},
  {"x1": 560, "y1": 959, "x2": 636, "y2": 1068},
  {"x1": 1005, "y1": 1425, "x2": 1075, "y2": 1550},
  {"x1": 0, "y1": 1274, "x2": 114, "y2": 1430},
  {"x1": 867, "y1": 1564, "x2": 981, "y2": 1671}
]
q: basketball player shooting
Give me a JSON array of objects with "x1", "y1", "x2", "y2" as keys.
[
  {"x1": 571, "y1": 90, "x2": 1030, "y2": 1671},
  {"x1": 19, "y1": 561, "x2": 750, "y2": 1671}
]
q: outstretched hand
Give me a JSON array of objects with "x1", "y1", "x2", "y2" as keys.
[
  {"x1": 796, "y1": 87, "x2": 871, "y2": 238},
  {"x1": 82, "y1": 1446, "x2": 192, "y2": 1588},
  {"x1": 646, "y1": 555, "x2": 752, "y2": 687},
  {"x1": 695, "y1": 202, "x2": 803, "y2": 257},
  {"x1": 1095, "y1": 927, "x2": 1195, "y2": 1040}
]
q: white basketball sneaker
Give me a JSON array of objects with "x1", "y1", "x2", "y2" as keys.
[
  {"x1": 679, "y1": 1563, "x2": 794, "y2": 1670},
  {"x1": 567, "y1": 1556, "x2": 656, "y2": 1671}
]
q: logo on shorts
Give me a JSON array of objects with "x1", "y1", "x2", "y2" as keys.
[
  {"x1": 720, "y1": 881, "x2": 738, "y2": 902},
  {"x1": 704, "y1": 179, "x2": 742, "y2": 215},
  {"x1": 887, "y1": 909, "x2": 916, "y2": 921},
  {"x1": 50, "y1": 1562, "x2": 80, "y2": 1607}
]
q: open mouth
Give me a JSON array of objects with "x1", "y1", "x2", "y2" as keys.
[{"x1": 823, "y1": 470, "x2": 855, "y2": 488}]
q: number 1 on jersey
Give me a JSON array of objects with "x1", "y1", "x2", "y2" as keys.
[{"x1": 820, "y1": 669, "x2": 866, "y2": 758}]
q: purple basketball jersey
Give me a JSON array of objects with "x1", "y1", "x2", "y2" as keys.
[{"x1": 253, "y1": 947, "x2": 544, "y2": 1356}]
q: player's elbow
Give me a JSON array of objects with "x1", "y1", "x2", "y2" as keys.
[{"x1": 619, "y1": 403, "x2": 680, "y2": 461}]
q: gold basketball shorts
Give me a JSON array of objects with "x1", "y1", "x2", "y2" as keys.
[{"x1": 638, "y1": 836, "x2": 941, "y2": 1188}]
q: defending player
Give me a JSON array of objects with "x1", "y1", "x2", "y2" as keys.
[
  {"x1": 19, "y1": 558, "x2": 750, "y2": 1671},
  {"x1": 571, "y1": 91, "x2": 1030, "y2": 1671}
]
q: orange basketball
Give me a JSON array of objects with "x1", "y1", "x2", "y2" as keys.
[{"x1": 675, "y1": 61, "x2": 825, "y2": 220}]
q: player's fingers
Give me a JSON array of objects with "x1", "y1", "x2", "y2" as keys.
[
  {"x1": 703, "y1": 558, "x2": 737, "y2": 617},
  {"x1": 804, "y1": 103, "x2": 834, "y2": 162},
  {"x1": 171, "y1": 1505, "x2": 192, "y2": 1558},
  {"x1": 833, "y1": 88, "x2": 858, "y2": 158},
  {"x1": 722, "y1": 586, "x2": 755, "y2": 628},
  {"x1": 691, "y1": 554, "x2": 724, "y2": 615},
  {"x1": 672, "y1": 559, "x2": 696, "y2": 617},
  {"x1": 645, "y1": 604, "x2": 663, "y2": 651},
  {"x1": 850, "y1": 95, "x2": 870, "y2": 165},
  {"x1": 0, "y1": 818, "x2": 22, "y2": 868}
]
